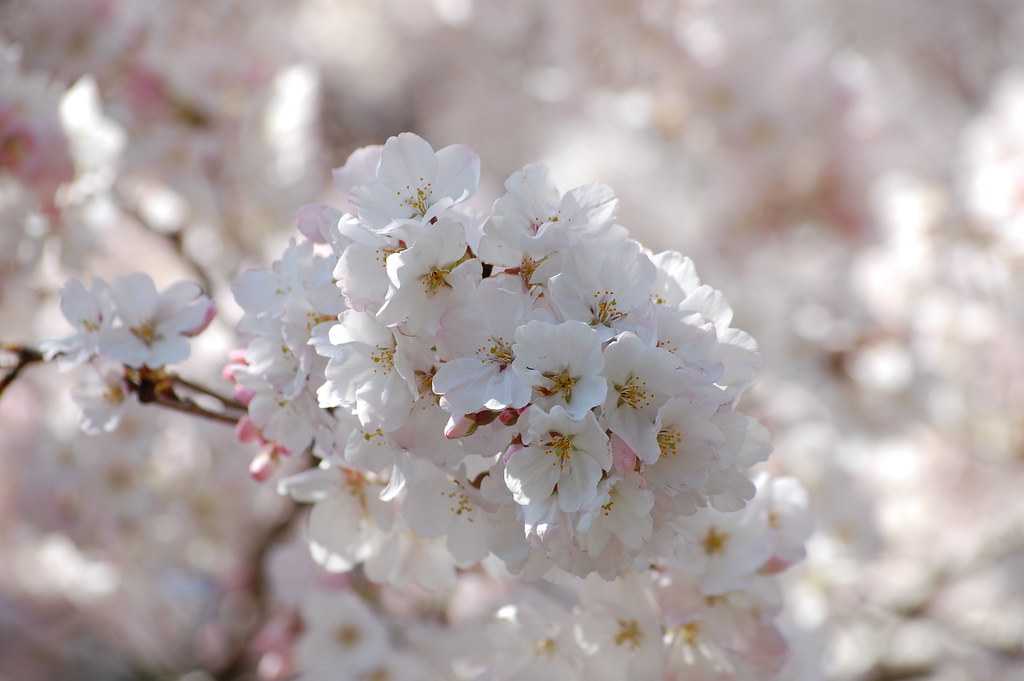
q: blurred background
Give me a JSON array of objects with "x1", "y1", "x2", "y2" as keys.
[{"x1": 1, "y1": 0, "x2": 1023, "y2": 679}]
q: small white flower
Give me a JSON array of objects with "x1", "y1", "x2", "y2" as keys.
[
  {"x1": 295, "y1": 590, "x2": 391, "y2": 679},
  {"x1": 477, "y1": 163, "x2": 619, "y2": 274},
  {"x1": 674, "y1": 505, "x2": 772, "y2": 596},
  {"x1": 41, "y1": 277, "x2": 114, "y2": 369},
  {"x1": 576, "y1": 471, "x2": 655, "y2": 555},
  {"x1": 602, "y1": 332, "x2": 688, "y2": 464},
  {"x1": 511, "y1": 320, "x2": 607, "y2": 419},
  {"x1": 432, "y1": 277, "x2": 534, "y2": 414},
  {"x1": 375, "y1": 218, "x2": 481, "y2": 335},
  {"x1": 279, "y1": 464, "x2": 393, "y2": 573},
  {"x1": 349, "y1": 132, "x2": 480, "y2": 229},
  {"x1": 401, "y1": 459, "x2": 492, "y2": 565},
  {"x1": 548, "y1": 239, "x2": 657, "y2": 342},
  {"x1": 99, "y1": 273, "x2": 214, "y2": 368},
  {"x1": 70, "y1": 356, "x2": 128, "y2": 433},
  {"x1": 504, "y1": 405, "x2": 611, "y2": 513},
  {"x1": 316, "y1": 309, "x2": 417, "y2": 432}
]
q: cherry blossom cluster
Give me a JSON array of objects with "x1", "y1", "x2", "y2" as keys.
[
  {"x1": 41, "y1": 273, "x2": 216, "y2": 433},
  {"x1": 226, "y1": 132, "x2": 790, "y2": 585},
  {"x1": 206, "y1": 131, "x2": 811, "y2": 678}
]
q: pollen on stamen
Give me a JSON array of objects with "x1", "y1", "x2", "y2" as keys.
[
  {"x1": 421, "y1": 268, "x2": 451, "y2": 295},
  {"x1": 657, "y1": 428, "x2": 682, "y2": 457},
  {"x1": 613, "y1": 618, "x2": 643, "y2": 650},
  {"x1": 542, "y1": 368, "x2": 577, "y2": 403},
  {"x1": 544, "y1": 434, "x2": 574, "y2": 469},
  {"x1": 618, "y1": 378, "x2": 652, "y2": 409},
  {"x1": 130, "y1": 320, "x2": 160, "y2": 347},
  {"x1": 703, "y1": 526, "x2": 729, "y2": 555}
]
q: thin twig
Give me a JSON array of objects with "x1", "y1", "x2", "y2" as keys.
[
  {"x1": 0, "y1": 344, "x2": 44, "y2": 397},
  {"x1": 147, "y1": 392, "x2": 242, "y2": 426},
  {"x1": 171, "y1": 373, "x2": 246, "y2": 410}
]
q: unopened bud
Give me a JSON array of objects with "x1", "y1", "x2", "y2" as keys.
[
  {"x1": 498, "y1": 406, "x2": 527, "y2": 426},
  {"x1": 236, "y1": 415, "x2": 259, "y2": 443},
  {"x1": 249, "y1": 449, "x2": 279, "y2": 482},
  {"x1": 445, "y1": 413, "x2": 477, "y2": 439},
  {"x1": 234, "y1": 384, "x2": 257, "y2": 406},
  {"x1": 473, "y1": 409, "x2": 500, "y2": 426}
]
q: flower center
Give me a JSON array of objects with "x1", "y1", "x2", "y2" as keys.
[
  {"x1": 0, "y1": 131, "x2": 32, "y2": 168},
  {"x1": 543, "y1": 433, "x2": 574, "y2": 468},
  {"x1": 334, "y1": 623, "x2": 362, "y2": 649},
  {"x1": 657, "y1": 428, "x2": 682, "y2": 458},
  {"x1": 131, "y1": 320, "x2": 160, "y2": 346},
  {"x1": 614, "y1": 618, "x2": 643, "y2": 650},
  {"x1": 399, "y1": 177, "x2": 433, "y2": 216},
  {"x1": 445, "y1": 481, "x2": 474, "y2": 517},
  {"x1": 702, "y1": 526, "x2": 729, "y2": 555},
  {"x1": 478, "y1": 336, "x2": 513, "y2": 368},
  {"x1": 370, "y1": 345, "x2": 395, "y2": 373},
  {"x1": 591, "y1": 291, "x2": 624, "y2": 326},
  {"x1": 421, "y1": 267, "x2": 452, "y2": 295},
  {"x1": 541, "y1": 368, "x2": 576, "y2": 403},
  {"x1": 534, "y1": 637, "x2": 556, "y2": 658},
  {"x1": 616, "y1": 375, "x2": 651, "y2": 409}
]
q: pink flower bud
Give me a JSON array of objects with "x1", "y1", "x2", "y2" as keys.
[
  {"x1": 236, "y1": 415, "x2": 259, "y2": 443},
  {"x1": 249, "y1": 449, "x2": 279, "y2": 482},
  {"x1": 473, "y1": 409, "x2": 500, "y2": 426},
  {"x1": 234, "y1": 384, "x2": 257, "y2": 406},
  {"x1": 257, "y1": 651, "x2": 293, "y2": 681},
  {"x1": 610, "y1": 433, "x2": 639, "y2": 477},
  {"x1": 498, "y1": 406, "x2": 527, "y2": 426},
  {"x1": 445, "y1": 413, "x2": 477, "y2": 439},
  {"x1": 502, "y1": 440, "x2": 525, "y2": 463},
  {"x1": 185, "y1": 299, "x2": 218, "y2": 336},
  {"x1": 758, "y1": 555, "x2": 794, "y2": 575}
]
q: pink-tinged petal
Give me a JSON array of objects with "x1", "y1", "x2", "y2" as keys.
[
  {"x1": 183, "y1": 299, "x2": 217, "y2": 337},
  {"x1": 294, "y1": 203, "x2": 343, "y2": 243},
  {"x1": 610, "y1": 433, "x2": 639, "y2": 477},
  {"x1": 249, "y1": 450, "x2": 279, "y2": 482},
  {"x1": 332, "y1": 144, "x2": 383, "y2": 194},
  {"x1": 433, "y1": 143, "x2": 480, "y2": 203},
  {"x1": 155, "y1": 280, "x2": 202, "y2": 318},
  {"x1": 378, "y1": 132, "x2": 438, "y2": 188},
  {"x1": 236, "y1": 416, "x2": 260, "y2": 443},
  {"x1": 748, "y1": 624, "x2": 789, "y2": 676}
]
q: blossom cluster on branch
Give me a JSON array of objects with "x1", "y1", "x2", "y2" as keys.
[{"x1": 40, "y1": 131, "x2": 810, "y2": 679}]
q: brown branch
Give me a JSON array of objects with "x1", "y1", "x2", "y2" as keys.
[
  {"x1": 0, "y1": 344, "x2": 45, "y2": 397},
  {"x1": 171, "y1": 373, "x2": 246, "y2": 410},
  {"x1": 142, "y1": 391, "x2": 242, "y2": 426}
]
